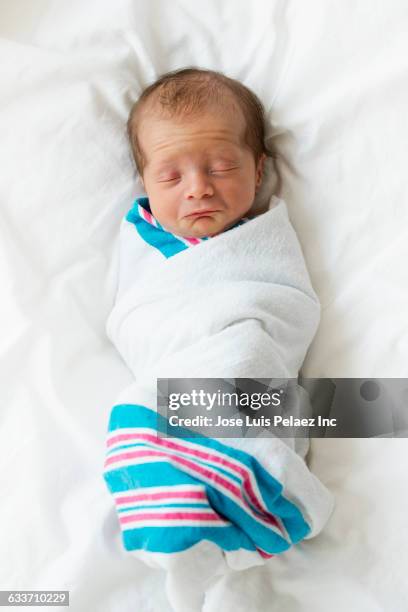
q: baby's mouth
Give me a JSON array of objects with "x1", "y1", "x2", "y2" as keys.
[{"x1": 185, "y1": 210, "x2": 219, "y2": 218}]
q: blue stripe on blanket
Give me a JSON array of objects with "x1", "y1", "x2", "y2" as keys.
[
  {"x1": 126, "y1": 199, "x2": 190, "y2": 258},
  {"x1": 103, "y1": 404, "x2": 311, "y2": 557}
]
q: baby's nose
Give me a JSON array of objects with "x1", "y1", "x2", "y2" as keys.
[{"x1": 185, "y1": 172, "x2": 214, "y2": 199}]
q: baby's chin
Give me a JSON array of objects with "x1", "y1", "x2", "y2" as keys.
[{"x1": 175, "y1": 216, "x2": 226, "y2": 238}]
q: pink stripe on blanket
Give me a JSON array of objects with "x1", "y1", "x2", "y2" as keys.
[
  {"x1": 183, "y1": 236, "x2": 201, "y2": 245},
  {"x1": 139, "y1": 206, "x2": 157, "y2": 226},
  {"x1": 257, "y1": 549, "x2": 275, "y2": 559},
  {"x1": 116, "y1": 490, "x2": 206, "y2": 504},
  {"x1": 119, "y1": 511, "x2": 222, "y2": 524}
]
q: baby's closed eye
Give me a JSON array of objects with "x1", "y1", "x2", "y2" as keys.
[
  {"x1": 209, "y1": 166, "x2": 239, "y2": 174},
  {"x1": 157, "y1": 173, "x2": 181, "y2": 183},
  {"x1": 157, "y1": 167, "x2": 238, "y2": 182}
]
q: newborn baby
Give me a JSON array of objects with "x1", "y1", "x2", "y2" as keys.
[
  {"x1": 127, "y1": 67, "x2": 268, "y2": 238},
  {"x1": 104, "y1": 67, "x2": 334, "y2": 612}
]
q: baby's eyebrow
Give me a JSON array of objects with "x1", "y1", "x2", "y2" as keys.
[
  {"x1": 211, "y1": 155, "x2": 239, "y2": 163},
  {"x1": 146, "y1": 159, "x2": 177, "y2": 176},
  {"x1": 211, "y1": 146, "x2": 243, "y2": 162},
  {"x1": 151, "y1": 161, "x2": 179, "y2": 175},
  {"x1": 202, "y1": 141, "x2": 242, "y2": 156}
]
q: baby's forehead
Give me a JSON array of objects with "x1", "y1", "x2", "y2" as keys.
[
  {"x1": 140, "y1": 108, "x2": 246, "y2": 154},
  {"x1": 151, "y1": 143, "x2": 242, "y2": 165}
]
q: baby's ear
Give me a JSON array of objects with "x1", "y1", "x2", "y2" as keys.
[{"x1": 255, "y1": 153, "x2": 266, "y2": 187}]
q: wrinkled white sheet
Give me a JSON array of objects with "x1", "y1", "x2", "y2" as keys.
[{"x1": 0, "y1": 1, "x2": 407, "y2": 611}]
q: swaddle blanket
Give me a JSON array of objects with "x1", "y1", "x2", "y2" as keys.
[{"x1": 103, "y1": 195, "x2": 334, "y2": 607}]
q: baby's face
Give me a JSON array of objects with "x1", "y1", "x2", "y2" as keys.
[{"x1": 138, "y1": 109, "x2": 264, "y2": 238}]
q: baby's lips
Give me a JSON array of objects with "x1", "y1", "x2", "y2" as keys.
[{"x1": 183, "y1": 209, "x2": 221, "y2": 219}]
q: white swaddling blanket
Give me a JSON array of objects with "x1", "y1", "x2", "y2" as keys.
[{"x1": 103, "y1": 195, "x2": 334, "y2": 611}]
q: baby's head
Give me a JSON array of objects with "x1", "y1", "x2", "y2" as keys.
[{"x1": 127, "y1": 68, "x2": 270, "y2": 238}]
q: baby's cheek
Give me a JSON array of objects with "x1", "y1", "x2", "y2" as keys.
[{"x1": 151, "y1": 197, "x2": 177, "y2": 227}]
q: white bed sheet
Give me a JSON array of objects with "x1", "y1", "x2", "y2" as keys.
[{"x1": 0, "y1": 1, "x2": 407, "y2": 610}]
